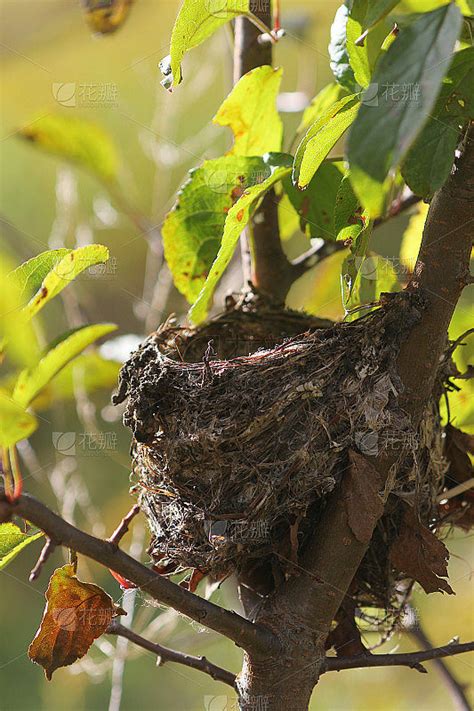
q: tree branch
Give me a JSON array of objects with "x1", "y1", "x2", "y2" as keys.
[
  {"x1": 325, "y1": 641, "x2": 474, "y2": 674},
  {"x1": 107, "y1": 620, "x2": 236, "y2": 688},
  {"x1": 0, "y1": 492, "x2": 279, "y2": 657},
  {"x1": 409, "y1": 626, "x2": 472, "y2": 711}
]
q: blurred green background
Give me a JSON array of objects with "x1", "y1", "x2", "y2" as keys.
[{"x1": 0, "y1": 1, "x2": 472, "y2": 709}]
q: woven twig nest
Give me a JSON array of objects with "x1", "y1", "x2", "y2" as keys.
[{"x1": 114, "y1": 294, "x2": 450, "y2": 611}]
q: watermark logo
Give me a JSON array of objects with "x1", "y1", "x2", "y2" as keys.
[
  {"x1": 52, "y1": 82, "x2": 118, "y2": 108},
  {"x1": 205, "y1": 518, "x2": 271, "y2": 545},
  {"x1": 361, "y1": 82, "x2": 421, "y2": 108},
  {"x1": 53, "y1": 431, "x2": 117, "y2": 457}
]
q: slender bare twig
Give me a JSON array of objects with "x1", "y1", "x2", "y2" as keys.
[
  {"x1": 108, "y1": 505, "x2": 141, "y2": 545},
  {"x1": 409, "y1": 626, "x2": 472, "y2": 711},
  {"x1": 0, "y1": 491, "x2": 279, "y2": 657},
  {"x1": 325, "y1": 641, "x2": 474, "y2": 673},
  {"x1": 107, "y1": 620, "x2": 236, "y2": 688},
  {"x1": 29, "y1": 537, "x2": 56, "y2": 582}
]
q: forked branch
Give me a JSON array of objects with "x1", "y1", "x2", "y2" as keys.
[{"x1": 0, "y1": 492, "x2": 279, "y2": 657}]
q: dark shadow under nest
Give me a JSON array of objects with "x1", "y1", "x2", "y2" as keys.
[{"x1": 114, "y1": 292, "x2": 469, "y2": 625}]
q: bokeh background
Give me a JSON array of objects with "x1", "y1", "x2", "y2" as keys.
[{"x1": 1, "y1": 1, "x2": 472, "y2": 709}]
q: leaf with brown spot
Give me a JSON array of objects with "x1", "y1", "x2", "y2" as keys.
[
  {"x1": 390, "y1": 508, "x2": 454, "y2": 595},
  {"x1": 29, "y1": 564, "x2": 124, "y2": 679},
  {"x1": 343, "y1": 449, "x2": 383, "y2": 544}
]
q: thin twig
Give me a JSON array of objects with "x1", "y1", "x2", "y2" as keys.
[
  {"x1": 108, "y1": 505, "x2": 141, "y2": 546},
  {"x1": 410, "y1": 626, "x2": 471, "y2": 711},
  {"x1": 29, "y1": 537, "x2": 56, "y2": 582},
  {"x1": 107, "y1": 620, "x2": 236, "y2": 688},
  {"x1": 324, "y1": 641, "x2": 474, "y2": 673},
  {"x1": 1, "y1": 491, "x2": 279, "y2": 657}
]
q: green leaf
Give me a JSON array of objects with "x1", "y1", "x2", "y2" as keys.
[
  {"x1": 161, "y1": 0, "x2": 249, "y2": 88},
  {"x1": 283, "y1": 161, "x2": 346, "y2": 240},
  {"x1": 329, "y1": 4, "x2": 358, "y2": 92},
  {"x1": 189, "y1": 154, "x2": 292, "y2": 324},
  {"x1": 348, "y1": 4, "x2": 463, "y2": 216},
  {"x1": 402, "y1": 47, "x2": 474, "y2": 198},
  {"x1": 355, "y1": 0, "x2": 399, "y2": 30},
  {"x1": 162, "y1": 156, "x2": 265, "y2": 302},
  {"x1": 347, "y1": 1, "x2": 391, "y2": 90},
  {"x1": 8, "y1": 250, "x2": 70, "y2": 300},
  {"x1": 293, "y1": 94, "x2": 360, "y2": 189},
  {"x1": 0, "y1": 523, "x2": 43, "y2": 571},
  {"x1": 19, "y1": 114, "x2": 119, "y2": 182},
  {"x1": 0, "y1": 255, "x2": 39, "y2": 368},
  {"x1": 21, "y1": 245, "x2": 110, "y2": 321},
  {"x1": 213, "y1": 65, "x2": 283, "y2": 156},
  {"x1": 298, "y1": 83, "x2": 348, "y2": 133},
  {"x1": 13, "y1": 323, "x2": 117, "y2": 408},
  {"x1": 335, "y1": 173, "x2": 370, "y2": 243},
  {"x1": 0, "y1": 391, "x2": 38, "y2": 447}
]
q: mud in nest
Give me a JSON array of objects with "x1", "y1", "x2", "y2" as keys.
[{"x1": 114, "y1": 293, "x2": 455, "y2": 613}]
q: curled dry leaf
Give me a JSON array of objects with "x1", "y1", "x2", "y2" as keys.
[
  {"x1": 343, "y1": 449, "x2": 384, "y2": 544},
  {"x1": 390, "y1": 507, "x2": 454, "y2": 595},
  {"x1": 29, "y1": 564, "x2": 125, "y2": 679}
]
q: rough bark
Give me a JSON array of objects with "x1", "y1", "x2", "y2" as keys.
[{"x1": 237, "y1": 131, "x2": 474, "y2": 709}]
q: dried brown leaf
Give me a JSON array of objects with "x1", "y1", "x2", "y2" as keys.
[
  {"x1": 390, "y1": 508, "x2": 454, "y2": 595},
  {"x1": 29, "y1": 564, "x2": 124, "y2": 679},
  {"x1": 444, "y1": 424, "x2": 474, "y2": 484},
  {"x1": 343, "y1": 450, "x2": 384, "y2": 544}
]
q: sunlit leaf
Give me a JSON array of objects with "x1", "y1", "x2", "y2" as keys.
[
  {"x1": 0, "y1": 523, "x2": 43, "y2": 571},
  {"x1": 8, "y1": 250, "x2": 70, "y2": 300},
  {"x1": 0, "y1": 391, "x2": 37, "y2": 448},
  {"x1": 293, "y1": 94, "x2": 359, "y2": 189},
  {"x1": 329, "y1": 4, "x2": 358, "y2": 92},
  {"x1": 298, "y1": 83, "x2": 348, "y2": 133},
  {"x1": 213, "y1": 65, "x2": 283, "y2": 156},
  {"x1": 0, "y1": 255, "x2": 38, "y2": 367},
  {"x1": 354, "y1": 0, "x2": 399, "y2": 30},
  {"x1": 19, "y1": 114, "x2": 119, "y2": 182},
  {"x1": 334, "y1": 173, "x2": 369, "y2": 243},
  {"x1": 348, "y1": 4, "x2": 463, "y2": 216},
  {"x1": 346, "y1": 0, "x2": 391, "y2": 90},
  {"x1": 161, "y1": 0, "x2": 249, "y2": 88},
  {"x1": 189, "y1": 154, "x2": 292, "y2": 323},
  {"x1": 162, "y1": 156, "x2": 265, "y2": 302},
  {"x1": 401, "y1": 47, "x2": 474, "y2": 198},
  {"x1": 82, "y1": 0, "x2": 134, "y2": 34},
  {"x1": 21, "y1": 245, "x2": 110, "y2": 322},
  {"x1": 283, "y1": 161, "x2": 346, "y2": 240},
  {"x1": 278, "y1": 191, "x2": 301, "y2": 241},
  {"x1": 13, "y1": 324, "x2": 117, "y2": 408},
  {"x1": 29, "y1": 564, "x2": 124, "y2": 679}
]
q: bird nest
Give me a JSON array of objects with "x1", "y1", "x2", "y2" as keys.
[{"x1": 114, "y1": 293, "x2": 454, "y2": 612}]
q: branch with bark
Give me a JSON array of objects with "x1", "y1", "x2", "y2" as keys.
[{"x1": 0, "y1": 492, "x2": 278, "y2": 658}]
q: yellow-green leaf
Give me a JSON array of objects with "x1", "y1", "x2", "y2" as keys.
[
  {"x1": 161, "y1": 0, "x2": 249, "y2": 88},
  {"x1": 189, "y1": 155, "x2": 292, "y2": 323},
  {"x1": 29, "y1": 564, "x2": 123, "y2": 680},
  {"x1": 293, "y1": 94, "x2": 360, "y2": 189},
  {"x1": 0, "y1": 523, "x2": 43, "y2": 571},
  {"x1": 298, "y1": 83, "x2": 348, "y2": 133},
  {"x1": 0, "y1": 254, "x2": 39, "y2": 368},
  {"x1": 0, "y1": 391, "x2": 38, "y2": 448},
  {"x1": 163, "y1": 156, "x2": 265, "y2": 302},
  {"x1": 213, "y1": 65, "x2": 283, "y2": 156},
  {"x1": 8, "y1": 250, "x2": 70, "y2": 300},
  {"x1": 13, "y1": 323, "x2": 117, "y2": 408},
  {"x1": 19, "y1": 114, "x2": 119, "y2": 182},
  {"x1": 21, "y1": 245, "x2": 110, "y2": 322}
]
